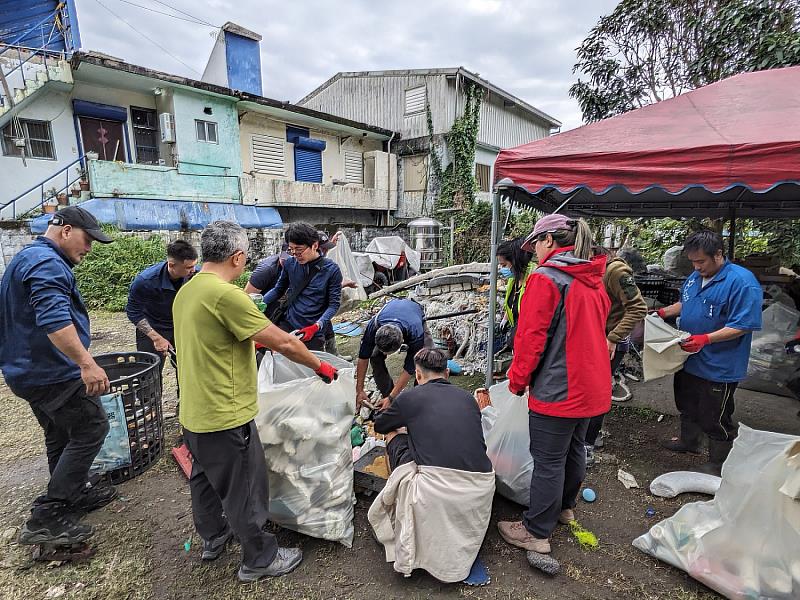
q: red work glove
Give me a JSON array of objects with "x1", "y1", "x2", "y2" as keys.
[
  {"x1": 297, "y1": 323, "x2": 320, "y2": 342},
  {"x1": 680, "y1": 334, "x2": 710, "y2": 353},
  {"x1": 650, "y1": 308, "x2": 667, "y2": 319},
  {"x1": 315, "y1": 361, "x2": 339, "y2": 384}
]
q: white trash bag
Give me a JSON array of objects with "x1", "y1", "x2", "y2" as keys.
[
  {"x1": 325, "y1": 232, "x2": 368, "y2": 313},
  {"x1": 482, "y1": 382, "x2": 532, "y2": 506},
  {"x1": 643, "y1": 314, "x2": 692, "y2": 382},
  {"x1": 256, "y1": 351, "x2": 356, "y2": 547},
  {"x1": 633, "y1": 425, "x2": 800, "y2": 599}
]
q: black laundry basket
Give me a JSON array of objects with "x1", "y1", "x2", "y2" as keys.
[{"x1": 95, "y1": 352, "x2": 163, "y2": 484}]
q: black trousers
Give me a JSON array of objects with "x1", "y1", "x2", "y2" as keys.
[
  {"x1": 585, "y1": 348, "x2": 627, "y2": 446},
  {"x1": 277, "y1": 319, "x2": 325, "y2": 351},
  {"x1": 135, "y1": 329, "x2": 178, "y2": 396},
  {"x1": 183, "y1": 421, "x2": 278, "y2": 569},
  {"x1": 11, "y1": 379, "x2": 108, "y2": 510},
  {"x1": 386, "y1": 433, "x2": 414, "y2": 471},
  {"x1": 370, "y1": 328, "x2": 434, "y2": 397},
  {"x1": 523, "y1": 412, "x2": 589, "y2": 539},
  {"x1": 673, "y1": 369, "x2": 738, "y2": 442}
]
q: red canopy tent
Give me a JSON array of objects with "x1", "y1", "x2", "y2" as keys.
[
  {"x1": 483, "y1": 67, "x2": 800, "y2": 385},
  {"x1": 493, "y1": 66, "x2": 800, "y2": 218}
]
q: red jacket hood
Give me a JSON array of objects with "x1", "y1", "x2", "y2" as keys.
[{"x1": 539, "y1": 247, "x2": 607, "y2": 289}]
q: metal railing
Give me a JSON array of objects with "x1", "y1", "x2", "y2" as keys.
[
  {"x1": 0, "y1": 43, "x2": 66, "y2": 110},
  {"x1": 1, "y1": 154, "x2": 86, "y2": 219}
]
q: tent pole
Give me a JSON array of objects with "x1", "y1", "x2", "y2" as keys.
[
  {"x1": 728, "y1": 205, "x2": 737, "y2": 260},
  {"x1": 486, "y1": 190, "x2": 500, "y2": 388}
]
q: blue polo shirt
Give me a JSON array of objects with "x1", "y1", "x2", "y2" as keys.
[
  {"x1": 359, "y1": 299, "x2": 427, "y2": 375},
  {"x1": 262, "y1": 256, "x2": 342, "y2": 333},
  {"x1": 680, "y1": 261, "x2": 762, "y2": 383},
  {"x1": 0, "y1": 237, "x2": 91, "y2": 389},
  {"x1": 126, "y1": 261, "x2": 187, "y2": 333}
]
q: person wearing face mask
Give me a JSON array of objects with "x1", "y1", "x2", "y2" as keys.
[
  {"x1": 355, "y1": 298, "x2": 433, "y2": 409},
  {"x1": 496, "y1": 238, "x2": 534, "y2": 350}
]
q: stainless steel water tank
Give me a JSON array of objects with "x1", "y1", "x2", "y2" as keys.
[{"x1": 408, "y1": 217, "x2": 443, "y2": 271}]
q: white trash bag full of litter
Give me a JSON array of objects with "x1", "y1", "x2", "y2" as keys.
[
  {"x1": 482, "y1": 382, "x2": 532, "y2": 506},
  {"x1": 633, "y1": 425, "x2": 800, "y2": 599},
  {"x1": 256, "y1": 351, "x2": 356, "y2": 547}
]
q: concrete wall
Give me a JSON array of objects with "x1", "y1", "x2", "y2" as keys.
[
  {"x1": 88, "y1": 160, "x2": 240, "y2": 202},
  {"x1": 0, "y1": 222, "x2": 36, "y2": 278},
  {"x1": 172, "y1": 89, "x2": 241, "y2": 177}
]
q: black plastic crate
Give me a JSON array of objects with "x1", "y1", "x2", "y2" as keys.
[
  {"x1": 634, "y1": 275, "x2": 665, "y2": 299},
  {"x1": 95, "y1": 352, "x2": 163, "y2": 484}
]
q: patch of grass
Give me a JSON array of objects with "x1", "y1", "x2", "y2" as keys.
[
  {"x1": 0, "y1": 521, "x2": 154, "y2": 600},
  {"x1": 0, "y1": 393, "x2": 43, "y2": 464}
]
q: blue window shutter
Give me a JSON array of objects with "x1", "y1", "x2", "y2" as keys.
[{"x1": 294, "y1": 147, "x2": 322, "y2": 183}]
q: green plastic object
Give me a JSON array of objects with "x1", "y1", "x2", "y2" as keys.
[{"x1": 350, "y1": 425, "x2": 365, "y2": 447}]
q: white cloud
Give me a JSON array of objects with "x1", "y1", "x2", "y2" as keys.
[{"x1": 73, "y1": 0, "x2": 619, "y2": 132}]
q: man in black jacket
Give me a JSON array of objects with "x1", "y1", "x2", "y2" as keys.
[{"x1": 374, "y1": 348, "x2": 492, "y2": 473}]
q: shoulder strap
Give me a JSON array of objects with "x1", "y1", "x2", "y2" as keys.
[{"x1": 284, "y1": 257, "x2": 327, "y2": 309}]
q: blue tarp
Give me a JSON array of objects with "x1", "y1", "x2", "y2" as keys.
[{"x1": 30, "y1": 198, "x2": 283, "y2": 233}]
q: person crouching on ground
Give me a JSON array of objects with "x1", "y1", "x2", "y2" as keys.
[
  {"x1": 498, "y1": 214, "x2": 611, "y2": 556},
  {"x1": 368, "y1": 348, "x2": 495, "y2": 582},
  {"x1": 173, "y1": 220, "x2": 339, "y2": 582}
]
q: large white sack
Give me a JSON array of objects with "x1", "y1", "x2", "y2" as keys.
[
  {"x1": 365, "y1": 236, "x2": 421, "y2": 273},
  {"x1": 325, "y1": 233, "x2": 368, "y2": 313},
  {"x1": 482, "y1": 382, "x2": 532, "y2": 506},
  {"x1": 633, "y1": 425, "x2": 800, "y2": 599},
  {"x1": 643, "y1": 314, "x2": 692, "y2": 382},
  {"x1": 256, "y1": 351, "x2": 356, "y2": 546}
]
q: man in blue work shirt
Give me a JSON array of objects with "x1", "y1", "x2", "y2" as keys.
[
  {"x1": 126, "y1": 240, "x2": 198, "y2": 390},
  {"x1": 656, "y1": 231, "x2": 763, "y2": 474},
  {"x1": 0, "y1": 206, "x2": 118, "y2": 547},
  {"x1": 261, "y1": 223, "x2": 342, "y2": 351},
  {"x1": 355, "y1": 298, "x2": 433, "y2": 409}
]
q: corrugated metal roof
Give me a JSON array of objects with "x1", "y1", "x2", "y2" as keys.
[
  {"x1": 299, "y1": 67, "x2": 561, "y2": 128},
  {"x1": 0, "y1": 0, "x2": 80, "y2": 52}
]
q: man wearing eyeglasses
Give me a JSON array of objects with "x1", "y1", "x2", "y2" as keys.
[
  {"x1": 355, "y1": 298, "x2": 433, "y2": 409},
  {"x1": 261, "y1": 223, "x2": 343, "y2": 351}
]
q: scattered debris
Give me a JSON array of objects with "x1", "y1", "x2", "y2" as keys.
[
  {"x1": 645, "y1": 507, "x2": 656, "y2": 518},
  {"x1": 581, "y1": 488, "x2": 597, "y2": 502},
  {"x1": 617, "y1": 469, "x2": 640, "y2": 489},
  {"x1": 1, "y1": 526, "x2": 17, "y2": 544},
  {"x1": 368, "y1": 262, "x2": 490, "y2": 299},
  {"x1": 527, "y1": 551, "x2": 560, "y2": 575},
  {"x1": 463, "y1": 556, "x2": 491, "y2": 585},
  {"x1": 657, "y1": 414, "x2": 665, "y2": 422},
  {"x1": 649, "y1": 471, "x2": 721, "y2": 498},
  {"x1": 183, "y1": 537, "x2": 191, "y2": 552},
  {"x1": 44, "y1": 585, "x2": 66, "y2": 598},
  {"x1": 568, "y1": 520, "x2": 599, "y2": 549}
]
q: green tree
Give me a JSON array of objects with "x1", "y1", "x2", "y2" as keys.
[{"x1": 570, "y1": 0, "x2": 800, "y2": 123}]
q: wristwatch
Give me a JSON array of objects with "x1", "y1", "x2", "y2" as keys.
[{"x1": 388, "y1": 393, "x2": 397, "y2": 403}]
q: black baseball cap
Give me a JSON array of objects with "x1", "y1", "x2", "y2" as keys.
[{"x1": 50, "y1": 206, "x2": 114, "y2": 243}]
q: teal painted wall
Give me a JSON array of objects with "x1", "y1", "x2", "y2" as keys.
[
  {"x1": 172, "y1": 89, "x2": 242, "y2": 177},
  {"x1": 88, "y1": 160, "x2": 240, "y2": 202}
]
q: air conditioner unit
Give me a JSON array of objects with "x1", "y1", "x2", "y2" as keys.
[{"x1": 159, "y1": 113, "x2": 175, "y2": 143}]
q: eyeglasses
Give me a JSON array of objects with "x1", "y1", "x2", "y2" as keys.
[{"x1": 286, "y1": 245, "x2": 308, "y2": 256}]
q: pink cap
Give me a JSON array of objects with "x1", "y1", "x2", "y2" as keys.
[{"x1": 522, "y1": 213, "x2": 573, "y2": 251}]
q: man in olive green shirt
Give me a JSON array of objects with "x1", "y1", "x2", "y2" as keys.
[{"x1": 174, "y1": 221, "x2": 338, "y2": 582}]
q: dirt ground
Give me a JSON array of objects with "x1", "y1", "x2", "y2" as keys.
[{"x1": 1, "y1": 311, "x2": 798, "y2": 600}]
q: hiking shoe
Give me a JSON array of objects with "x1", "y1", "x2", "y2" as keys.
[
  {"x1": 558, "y1": 509, "x2": 575, "y2": 525},
  {"x1": 585, "y1": 445, "x2": 596, "y2": 468},
  {"x1": 237, "y1": 547, "x2": 303, "y2": 581},
  {"x1": 73, "y1": 481, "x2": 119, "y2": 513},
  {"x1": 18, "y1": 505, "x2": 93, "y2": 546},
  {"x1": 497, "y1": 521, "x2": 550, "y2": 554},
  {"x1": 202, "y1": 527, "x2": 233, "y2": 561}
]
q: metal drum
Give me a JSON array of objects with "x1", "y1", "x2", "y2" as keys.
[{"x1": 408, "y1": 217, "x2": 443, "y2": 271}]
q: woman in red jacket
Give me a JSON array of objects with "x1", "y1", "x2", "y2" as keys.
[{"x1": 497, "y1": 214, "x2": 611, "y2": 556}]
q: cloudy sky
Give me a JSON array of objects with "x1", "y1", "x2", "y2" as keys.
[{"x1": 75, "y1": 0, "x2": 620, "y2": 131}]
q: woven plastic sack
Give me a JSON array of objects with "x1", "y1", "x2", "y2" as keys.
[
  {"x1": 482, "y1": 381, "x2": 532, "y2": 506},
  {"x1": 256, "y1": 351, "x2": 356, "y2": 546},
  {"x1": 643, "y1": 314, "x2": 692, "y2": 382},
  {"x1": 633, "y1": 425, "x2": 800, "y2": 599},
  {"x1": 325, "y1": 233, "x2": 367, "y2": 313}
]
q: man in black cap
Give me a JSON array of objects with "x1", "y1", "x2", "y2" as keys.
[{"x1": 0, "y1": 206, "x2": 118, "y2": 548}]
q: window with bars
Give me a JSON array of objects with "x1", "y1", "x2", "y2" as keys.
[
  {"x1": 131, "y1": 107, "x2": 160, "y2": 164},
  {"x1": 475, "y1": 163, "x2": 491, "y2": 192},
  {"x1": 195, "y1": 119, "x2": 218, "y2": 143},
  {"x1": 344, "y1": 151, "x2": 364, "y2": 184},
  {"x1": 2, "y1": 119, "x2": 55, "y2": 159},
  {"x1": 404, "y1": 86, "x2": 426, "y2": 115}
]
